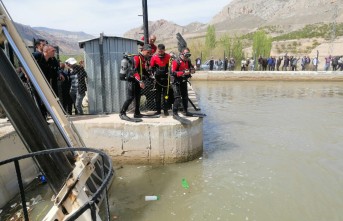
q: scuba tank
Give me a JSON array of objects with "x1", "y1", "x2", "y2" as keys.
[
  {"x1": 119, "y1": 53, "x2": 135, "y2": 81},
  {"x1": 120, "y1": 54, "x2": 129, "y2": 81}
]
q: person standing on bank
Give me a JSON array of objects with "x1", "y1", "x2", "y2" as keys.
[
  {"x1": 209, "y1": 57, "x2": 214, "y2": 71},
  {"x1": 150, "y1": 44, "x2": 171, "y2": 116},
  {"x1": 33, "y1": 45, "x2": 64, "y2": 119},
  {"x1": 66, "y1": 57, "x2": 88, "y2": 115},
  {"x1": 119, "y1": 44, "x2": 153, "y2": 122}
]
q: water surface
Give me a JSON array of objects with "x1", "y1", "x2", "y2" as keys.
[{"x1": 109, "y1": 81, "x2": 343, "y2": 221}]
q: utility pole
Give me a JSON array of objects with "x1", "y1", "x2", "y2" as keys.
[{"x1": 142, "y1": 0, "x2": 149, "y2": 44}]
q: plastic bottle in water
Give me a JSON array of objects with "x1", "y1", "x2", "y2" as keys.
[
  {"x1": 182, "y1": 178, "x2": 189, "y2": 189},
  {"x1": 145, "y1": 195, "x2": 160, "y2": 201}
]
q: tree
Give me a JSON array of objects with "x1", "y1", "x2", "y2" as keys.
[
  {"x1": 219, "y1": 33, "x2": 232, "y2": 58},
  {"x1": 252, "y1": 30, "x2": 272, "y2": 58},
  {"x1": 189, "y1": 38, "x2": 205, "y2": 62},
  {"x1": 231, "y1": 35, "x2": 244, "y2": 70},
  {"x1": 205, "y1": 25, "x2": 216, "y2": 56}
]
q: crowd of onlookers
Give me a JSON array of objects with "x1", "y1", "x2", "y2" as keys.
[
  {"x1": 17, "y1": 39, "x2": 87, "y2": 120},
  {"x1": 198, "y1": 54, "x2": 343, "y2": 71}
]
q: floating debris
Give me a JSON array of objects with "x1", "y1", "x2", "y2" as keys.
[
  {"x1": 181, "y1": 178, "x2": 189, "y2": 189},
  {"x1": 145, "y1": 195, "x2": 160, "y2": 201}
]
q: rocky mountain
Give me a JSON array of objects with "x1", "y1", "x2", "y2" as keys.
[
  {"x1": 210, "y1": 0, "x2": 342, "y2": 34},
  {"x1": 14, "y1": 23, "x2": 95, "y2": 55},
  {"x1": 124, "y1": 19, "x2": 194, "y2": 41},
  {"x1": 123, "y1": 0, "x2": 343, "y2": 55}
]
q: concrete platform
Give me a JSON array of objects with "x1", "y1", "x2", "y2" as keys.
[{"x1": 72, "y1": 112, "x2": 203, "y2": 164}]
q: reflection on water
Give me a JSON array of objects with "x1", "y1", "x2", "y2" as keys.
[{"x1": 110, "y1": 81, "x2": 343, "y2": 221}]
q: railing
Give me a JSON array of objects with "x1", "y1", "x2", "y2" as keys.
[{"x1": 0, "y1": 147, "x2": 114, "y2": 221}]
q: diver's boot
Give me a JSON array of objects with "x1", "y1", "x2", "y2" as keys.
[{"x1": 154, "y1": 110, "x2": 161, "y2": 115}]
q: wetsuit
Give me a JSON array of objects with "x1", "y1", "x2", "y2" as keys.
[
  {"x1": 120, "y1": 53, "x2": 149, "y2": 116},
  {"x1": 171, "y1": 58, "x2": 194, "y2": 115},
  {"x1": 150, "y1": 53, "x2": 171, "y2": 114}
]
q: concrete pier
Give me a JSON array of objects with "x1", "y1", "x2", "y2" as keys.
[{"x1": 73, "y1": 113, "x2": 203, "y2": 164}]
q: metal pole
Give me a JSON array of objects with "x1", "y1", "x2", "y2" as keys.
[
  {"x1": 99, "y1": 32, "x2": 106, "y2": 113},
  {"x1": 14, "y1": 160, "x2": 29, "y2": 221},
  {"x1": 142, "y1": 0, "x2": 149, "y2": 44}
]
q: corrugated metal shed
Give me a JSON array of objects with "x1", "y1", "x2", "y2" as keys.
[{"x1": 79, "y1": 35, "x2": 141, "y2": 114}]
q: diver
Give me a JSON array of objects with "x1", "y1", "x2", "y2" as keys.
[
  {"x1": 119, "y1": 44, "x2": 152, "y2": 122},
  {"x1": 171, "y1": 47, "x2": 195, "y2": 121},
  {"x1": 150, "y1": 44, "x2": 171, "y2": 116}
]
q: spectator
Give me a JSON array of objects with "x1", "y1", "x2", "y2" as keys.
[
  {"x1": 312, "y1": 57, "x2": 319, "y2": 71},
  {"x1": 66, "y1": 57, "x2": 88, "y2": 115},
  {"x1": 229, "y1": 57, "x2": 236, "y2": 71},
  {"x1": 305, "y1": 56, "x2": 311, "y2": 70},
  {"x1": 241, "y1": 58, "x2": 247, "y2": 71},
  {"x1": 338, "y1": 56, "x2": 343, "y2": 71},
  {"x1": 59, "y1": 62, "x2": 73, "y2": 115},
  {"x1": 267, "y1": 56, "x2": 274, "y2": 71},
  {"x1": 276, "y1": 56, "x2": 283, "y2": 71},
  {"x1": 332, "y1": 56, "x2": 339, "y2": 71},
  {"x1": 217, "y1": 59, "x2": 223, "y2": 70},
  {"x1": 250, "y1": 58, "x2": 255, "y2": 71},
  {"x1": 209, "y1": 57, "x2": 214, "y2": 71},
  {"x1": 301, "y1": 56, "x2": 306, "y2": 71},
  {"x1": 33, "y1": 38, "x2": 47, "y2": 54},
  {"x1": 282, "y1": 55, "x2": 289, "y2": 71},
  {"x1": 33, "y1": 45, "x2": 64, "y2": 119},
  {"x1": 291, "y1": 57, "x2": 300, "y2": 71},
  {"x1": 224, "y1": 57, "x2": 228, "y2": 71},
  {"x1": 195, "y1": 57, "x2": 201, "y2": 70},
  {"x1": 324, "y1": 55, "x2": 331, "y2": 71},
  {"x1": 258, "y1": 55, "x2": 263, "y2": 71}
]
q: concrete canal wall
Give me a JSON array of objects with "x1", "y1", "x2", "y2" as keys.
[
  {"x1": 0, "y1": 125, "x2": 38, "y2": 208},
  {"x1": 192, "y1": 71, "x2": 343, "y2": 81}
]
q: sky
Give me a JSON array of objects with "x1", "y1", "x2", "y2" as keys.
[{"x1": 2, "y1": 0, "x2": 232, "y2": 37}]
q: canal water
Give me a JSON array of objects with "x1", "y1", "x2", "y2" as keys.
[{"x1": 109, "y1": 81, "x2": 343, "y2": 221}]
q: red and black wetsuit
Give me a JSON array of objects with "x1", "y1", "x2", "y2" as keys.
[
  {"x1": 171, "y1": 57, "x2": 193, "y2": 115},
  {"x1": 150, "y1": 53, "x2": 171, "y2": 114},
  {"x1": 120, "y1": 53, "x2": 149, "y2": 116}
]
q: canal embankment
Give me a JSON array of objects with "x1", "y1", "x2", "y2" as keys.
[{"x1": 191, "y1": 71, "x2": 343, "y2": 81}]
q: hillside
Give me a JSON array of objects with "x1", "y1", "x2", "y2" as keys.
[
  {"x1": 123, "y1": 0, "x2": 343, "y2": 59},
  {"x1": 210, "y1": 0, "x2": 342, "y2": 34},
  {"x1": 15, "y1": 23, "x2": 95, "y2": 55}
]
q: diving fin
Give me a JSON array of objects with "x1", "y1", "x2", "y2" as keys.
[
  {"x1": 183, "y1": 112, "x2": 206, "y2": 118},
  {"x1": 134, "y1": 113, "x2": 160, "y2": 118},
  {"x1": 119, "y1": 114, "x2": 143, "y2": 122},
  {"x1": 173, "y1": 113, "x2": 191, "y2": 125}
]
